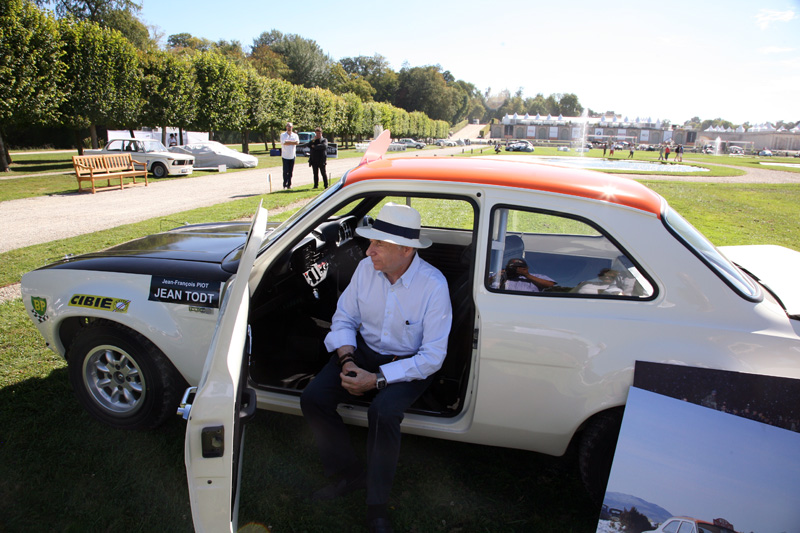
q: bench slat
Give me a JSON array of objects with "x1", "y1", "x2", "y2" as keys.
[{"x1": 72, "y1": 153, "x2": 148, "y2": 193}]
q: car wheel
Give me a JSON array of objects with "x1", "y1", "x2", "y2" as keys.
[
  {"x1": 151, "y1": 162, "x2": 167, "y2": 178},
  {"x1": 578, "y1": 408, "x2": 623, "y2": 503},
  {"x1": 67, "y1": 322, "x2": 183, "y2": 430}
]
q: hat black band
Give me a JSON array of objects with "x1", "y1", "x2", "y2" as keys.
[{"x1": 373, "y1": 219, "x2": 420, "y2": 240}]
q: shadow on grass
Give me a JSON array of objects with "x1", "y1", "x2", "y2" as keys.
[
  {"x1": 0, "y1": 368, "x2": 193, "y2": 532},
  {"x1": 0, "y1": 371, "x2": 599, "y2": 532},
  {"x1": 239, "y1": 411, "x2": 600, "y2": 532},
  {"x1": 9, "y1": 159, "x2": 74, "y2": 174}
]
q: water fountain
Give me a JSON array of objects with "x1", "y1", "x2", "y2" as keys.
[
  {"x1": 714, "y1": 136, "x2": 722, "y2": 155},
  {"x1": 577, "y1": 108, "x2": 590, "y2": 155}
]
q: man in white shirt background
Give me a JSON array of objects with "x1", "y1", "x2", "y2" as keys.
[
  {"x1": 301, "y1": 203, "x2": 453, "y2": 533},
  {"x1": 280, "y1": 122, "x2": 299, "y2": 189}
]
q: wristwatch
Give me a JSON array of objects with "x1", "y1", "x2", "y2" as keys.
[{"x1": 375, "y1": 369, "x2": 387, "y2": 390}]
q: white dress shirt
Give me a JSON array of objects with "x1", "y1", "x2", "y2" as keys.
[
  {"x1": 280, "y1": 131, "x2": 299, "y2": 159},
  {"x1": 324, "y1": 253, "x2": 452, "y2": 384}
]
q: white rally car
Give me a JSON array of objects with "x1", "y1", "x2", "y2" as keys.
[
  {"x1": 21, "y1": 133, "x2": 800, "y2": 530},
  {"x1": 86, "y1": 138, "x2": 194, "y2": 178}
]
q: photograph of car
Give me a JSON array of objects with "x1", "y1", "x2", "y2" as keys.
[
  {"x1": 169, "y1": 141, "x2": 258, "y2": 169},
  {"x1": 85, "y1": 138, "x2": 194, "y2": 178},
  {"x1": 758, "y1": 149, "x2": 773, "y2": 156},
  {"x1": 21, "y1": 138, "x2": 800, "y2": 529},
  {"x1": 646, "y1": 516, "x2": 737, "y2": 533},
  {"x1": 505, "y1": 140, "x2": 535, "y2": 151},
  {"x1": 398, "y1": 138, "x2": 426, "y2": 149},
  {"x1": 728, "y1": 146, "x2": 744, "y2": 155}
]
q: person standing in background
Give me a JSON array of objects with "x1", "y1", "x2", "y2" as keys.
[
  {"x1": 280, "y1": 122, "x2": 299, "y2": 189},
  {"x1": 309, "y1": 127, "x2": 329, "y2": 189}
]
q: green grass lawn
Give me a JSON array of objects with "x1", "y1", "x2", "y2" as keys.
[{"x1": 2, "y1": 153, "x2": 799, "y2": 532}]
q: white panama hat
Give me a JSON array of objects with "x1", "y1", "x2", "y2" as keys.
[{"x1": 355, "y1": 202, "x2": 432, "y2": 249}]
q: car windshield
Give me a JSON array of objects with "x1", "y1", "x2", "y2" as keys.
[
  {"x1": 260, "y1": 181, "x2": 343, "y2": 248},
  {"x1": 663, "y1": 206, "x2": 760, "y2": 299},
  {"x1": 141, "y1": 140, "x2": 168, "y2": 153}
]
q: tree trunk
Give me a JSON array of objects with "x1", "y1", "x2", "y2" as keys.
[
  {"x1": 0, "y1": 130, "x2": 10, "y2": 172},
  {"x1": 161, "y1": 126, "x2": 167, "y2": 146},
  {"x1": 242, "y1": 130, "x2": 249, "y2": 154},
  {"x1": 179, "y1": 128, "x2": 184, "y2": 145},
  {"x1": 74, "y1": 130, "x2": 84, "y2": 155},
  {"x1": 90, "y1": 125, "x2": 99, "y2": 149}
]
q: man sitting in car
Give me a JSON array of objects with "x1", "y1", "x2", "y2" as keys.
[{"x1": 301, "y1": 203, "x2": 453, "y2": 533}]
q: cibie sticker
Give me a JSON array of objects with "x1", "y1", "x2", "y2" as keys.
[
  {"x1": 69, "y1": 294, "x2": 130, "y2": 313},
  {"x1": 149, "y1": 276, "x2": 221, "y2": 309}
]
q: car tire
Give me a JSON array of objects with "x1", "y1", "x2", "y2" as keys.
[
  {"x1": 151, "y1": 162, "x2": 167, "y2": 178},
  {"x1": 67, "y1": 322, "x2": 183, "y2": 430},
  {"x1": 578, "y1": 408, "x2": 623, "y2": 503}
]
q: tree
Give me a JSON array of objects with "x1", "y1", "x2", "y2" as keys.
[
  {"x1": 338, "y1": 92, "x2": 364, "y2": 148},
  {"x1": 619, "y1": 507, "x2": 653, "y2": 533},
  {"x1": 0, "y1": 0, "x2": 64, "y2": 171},
  {"x1": 555, "y1": 93, "x2": 583, "y2": 117},
  {"x1": 293, "y1": 86, "x2": 337, "y2": 133},
  {"x1": 249, "y1": 44, "x2": 291, "y2": 79},
  {"x1": 35, "y1": 0, "x2": 152, "y2": 49},
  {"x1": 35, "y1": 0, "x2": 140, "y2": 22},
  {"x1": 261, "y1": 77, "x2": 294, "y2": 149},
  {"x1": 241, "y1": 68, "x2": 270, "y2": 153},
  {"x1": 265, "y1": 30, "x2": 332, "y2": 88},
  {"x1": 58, "y1": 18, "x2": 141, "y2": 151},
  {"x1": 215, "y1": 39, "x2": 246, "y2": 64},
  {"x1": 101, "y1": 7, "x2": 152, "y2": 50},
  {"x1": 167, "y1": 32, "x2": 213, "y2": 53},
  {"x1": 340, "y1": 54, "x2": 397, "y2": 103},
  {"x1": 328, "y1": 63, "x2": 375, "y2": 101},
  {"x1": 395, "y1": 65, "x2": 454, "y2": 122},
  {"x1": 192, "y1": 50, "x2": 246, "y2": 134},
  {"x1": 139, "y1": 51, "x2": 196, "y2": 145}
]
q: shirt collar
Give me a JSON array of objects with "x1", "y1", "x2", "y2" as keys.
[{"x1": 378, "y1": 252, "x2": 421, "y2": 288}]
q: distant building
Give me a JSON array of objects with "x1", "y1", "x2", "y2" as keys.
[
  {"x1": 491, "y1": 112, "x2": 800, "y2": 152},
  {"x1": 697, "y1": 123, "x2": 800, "y2": 153}
]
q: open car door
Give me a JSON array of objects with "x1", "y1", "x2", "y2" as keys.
[{"x1": 182, "y1": 202, "x2": 267, "y2": 532}]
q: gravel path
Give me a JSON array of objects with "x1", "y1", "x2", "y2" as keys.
[{"x1": 1, "y1": 151, "x2": 798, "y2": 303}]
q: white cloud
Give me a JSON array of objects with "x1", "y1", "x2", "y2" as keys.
[
  {"x1": 759, "y1": 46, "x2": 795, "y2": 54},
  {"x1": 755, "y1": 9, "x2": 796, "y2": 30}
]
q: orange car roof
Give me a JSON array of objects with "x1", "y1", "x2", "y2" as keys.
[{"x1": 343, "y1": 157, "x2": 664, "y2": 217}]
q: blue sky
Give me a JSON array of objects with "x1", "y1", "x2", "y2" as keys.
[
  {"x1": 606, "y1": 388, "x2": 800, "y2": 533},
  {"x1": 137, "y1": 0, "x2": 800, "y2": 125}
]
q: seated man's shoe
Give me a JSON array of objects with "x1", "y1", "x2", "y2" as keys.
[
  {"x1": 312, "y1": 470, "x2": 366, "y2": 501},
  {"x1": 368, "y1": 517, "x2": 393, "y2": 533}
]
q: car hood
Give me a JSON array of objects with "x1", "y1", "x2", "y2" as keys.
[
  {"x1": 103, "y1": 222, "x2": 250, "y2": 262},
  {"x1": 720, "y1": 244, "x2": 800, "y2": 318}
]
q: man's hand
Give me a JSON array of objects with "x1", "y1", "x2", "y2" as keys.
[{"x1": 340, "y1": 363, "x2": 378, "y2": 396}]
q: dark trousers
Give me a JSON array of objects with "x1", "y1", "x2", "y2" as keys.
[
  {"x1": 300, "y1": 340, "x2": 432, "y2": 505},
  {"x1": 311, "y1": 162, "x2": 327, "y2": 188},
  {"x1": 282, "y1": 157, "x2": 295, "y2": 188}
]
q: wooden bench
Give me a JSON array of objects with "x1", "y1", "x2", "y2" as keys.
[{"x1": 73, "y1": 153, "x2": 148, "y2": 194}]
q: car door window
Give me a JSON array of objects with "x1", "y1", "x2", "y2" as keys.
[
  {"x1": 677, "y1": 522, "x2": 697, "y2": 533},
  {"x1": 662, "y1": 521, "x2": 682, "y2": 533},
  {"x1": 106, "y1": 140, "x2": 122, "y2": 151},
  {"x1": 486, "y1": 206, "x2": 655, "y2": 298}
]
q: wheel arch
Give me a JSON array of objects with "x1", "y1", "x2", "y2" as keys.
[
  {"x1": 570, "y1": 405, "x2": 625, "y2": 504},
  {"x1": 59, "y1": 316, "x2": 184, "y2": 387}
]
